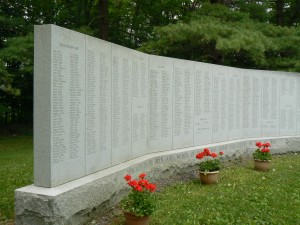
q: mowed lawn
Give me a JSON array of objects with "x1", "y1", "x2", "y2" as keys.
[
  {"x1": 149, "y1": 155, "x2": 300, "y2": 225},
  {"x1": 0, "y1": 135, "x2": 33, "y2": 222}
]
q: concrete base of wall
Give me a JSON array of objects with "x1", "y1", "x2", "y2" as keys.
[{"x1": 15, "y1": 136, "x2": 300, "y2": 225}]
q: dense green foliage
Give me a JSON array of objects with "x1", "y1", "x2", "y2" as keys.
[
  {"x1": 253, "y1": 148, "x2": 272, "y2": 161},
  {"x1": 121, "y1": 173, "x2": 157, "y2": 217},
  {"x1": 109, "y1": 154, "x2": 300, "y2": 225},
  {"x1": 253, "y1": 142, "x2": 272, "y2": 161},
  {"x1": 140, "y1": 4, "x2": 300, "y2": 72},
  {"x1": 0, "y1": 135, "x2": 33, "y2": 222},
  {"x1": 121, "y1": 189, "x2": 156, "y2": 217},
  {"x1": 198, "y1": 158, "x2": 221, "y2": 172},
  {"x1": 0, "y1": 0, "x2": 299, "y2": 125}
]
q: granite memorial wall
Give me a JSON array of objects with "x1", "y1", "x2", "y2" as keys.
[{"x1": 34, "y1": 24, "x2": 300, "y2": 188}]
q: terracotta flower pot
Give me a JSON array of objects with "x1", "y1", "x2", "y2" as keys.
[
  {"x1": 199, "y1": 171, "x2": 219, "y2": 184},
  {"x1": 124, "y1": 212, "x2": 150, "y2": 225},
  {"x1": 254, "y1": 160, "x2": 271, "y2": 171}
]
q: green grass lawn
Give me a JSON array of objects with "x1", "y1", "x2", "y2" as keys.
[
  {"x1": 111, "y1": 154, "x2": 300, "y2": 225},
  {"x1": 0, "y1": 135, "x2": 33, "y2": 222}
]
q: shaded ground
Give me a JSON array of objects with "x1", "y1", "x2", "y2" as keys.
[{"x1": 0, "y1": 123, "x2": 33, "y2": 136}]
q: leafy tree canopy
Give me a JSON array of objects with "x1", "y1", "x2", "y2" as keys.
[{"x1": 140, "y1": 4, "x2": 300, "y2": 72}]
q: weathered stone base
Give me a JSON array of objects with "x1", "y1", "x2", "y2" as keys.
[{"x1": 15, "y1": 136, "x2": 300, "y2": 225}]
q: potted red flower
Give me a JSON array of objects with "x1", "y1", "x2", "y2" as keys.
[
  {"x1": 253, "y1": 142, "x2": 272, "y2": 171},
  {"x1": 196, "y1": 148, "x2": 224, "y2": 184},
  {"x1": 121, "y1": 173, "x2": 156, "y2": 225}
]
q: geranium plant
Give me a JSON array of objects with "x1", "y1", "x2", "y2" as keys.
[
  {"x1": 253, "y1": 142, "x2": 271, "y2": 161},
  {"x1": 196, "y1": 148, "x2": 224, "y2": 173},
  {"x1": 121, "y1": 173, "x2": 156, "y2": 217}
]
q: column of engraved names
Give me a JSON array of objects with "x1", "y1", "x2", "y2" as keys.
[
  {"x1": 262, "y1": 75, "x2": 279, "y2": 131},
  {"x1": 281, "y1": 78, "x2": 288, "y2": 129},
  {"x1": 228, "y1": 76, "x2": 235, "y2": 131},
  {"x1": 288, "y1": 78, "x2": 296, "y2": 129},
  {"x1": 173, "y1": 68, "x2": 183, "y2": 137},
  {"x1": 243, "y1": 76, "x2": 251, "y2": 129},
  {"x1": 52, "y1": 49, "x2": 66, "y2": 163},
  {"x1": 235, "y1": 76, "x2": 242, "y2": 130},
  {"x1": 213, "y1": 75, "x2": 228, "y2": 134},
  {"x1": 252, "y1": 76, "x2": 260, "y2": 129},
  {"x1": 69, "y1": 52, "x2": 82, "y2": 159},
  {"x1": 271, "y1": 78, "x2": 279, "y2": 124},
  {"x1": 99, "y1": 52, "x2": 110, "y2": 151},
  {"x1": 161, "y1": 71, "x2": 171, "y2": 138},
  {"x1": 112, "y1": 56, "x2": 121, "y2": 147},
  {"x1": 203, "y1": 74, "x2": 211, "y2": 115},
  {"x1": 228, "y1": 75, "x2": 242, "y2": 131},
  {"x1": 220, "y1": 76, "x2": 227, "y2": 131},
  {"x1": 263, "y1": 77, "x2": 271, "y2": 126},
  {"x1": 184, "y1": 69, "x2": 192, "y2": 135},
  {"x1": 132, "y1": 60, "x2": 147, "y2": 144},
  {"x1": 149, "y1": 70, "x2": 159, "y2": 141},
  {"x1": 213, "y1": 76, "x2": 221, "y2": 133},
  {"x1": 86, "y1": 50, "x2": 97, "y2": 154},
  {"x1": 280, "y1": 77, "x2": 296, "y2": 130},
  {"x1": 228, "y1": 70, "x2": 244, "y2": 139},
  {"x1": 213, "y1": 70, "x2": 228, "y2": 141},
  {"x1": 122, "y1": 58, "x2": 130, "y2": 145},
  {"x1": 132, "y1": 60, "x2": 139, "y2": 143},
  {"x1": 140, "y1": 62, "x2": 147, "y2": 141},
  {"x1": 194, "y1": 71, "x2": 211, "y2": 132}
]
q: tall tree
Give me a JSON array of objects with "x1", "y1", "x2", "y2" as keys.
[
  {"x1": 108, "y1": 0, "x2": 202, "y2": 48},
  {"x1": 210, "y1": 0, "x2": 232, "y2": 5},
  {"x1": 98, "y1": 0, "x2": 109, "y2": 40},
  {"x1": 268, "y1": 0, "x2": 300, "y2": 26},
  {"x1": 275, "y1": 0, "x2": 285, "y2": 25}
]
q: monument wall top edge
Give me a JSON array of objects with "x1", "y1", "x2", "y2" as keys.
[{"x1": 34, "y1": 24, "x2": 299, "y2": 75}]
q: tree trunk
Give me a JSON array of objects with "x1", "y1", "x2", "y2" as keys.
[
  {"x1": 210, "y1": 0, "x2": 221, "y2": 3},
  {"x1": 291, "y1": 0, "x2": 300, "y2": 26},
  {"x1": 12, "y1": 105, "x2": 15, "y2": 123},
  {"x1": 275, "y1": 0, "x2": 284, "y2": 26},
  {"x1": 210, "y1": 0, "x2": 231, "y2": 5},
  {"x1": 4, "y1": 112, "x2": 8, "y2": 125},
  {"x1": 98, "y1": 0, "x2": 109, "y2": 40}
]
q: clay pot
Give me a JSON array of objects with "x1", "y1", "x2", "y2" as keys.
[
  {"x1": 124, "y1": 212, "x2": 150, "y2": 225},
  {"x1": 199, "y1": 171, "x2": 219, "y2": 184},
  {"x1": 254, "y1": 160, "x2": 271, "y2": 171}
]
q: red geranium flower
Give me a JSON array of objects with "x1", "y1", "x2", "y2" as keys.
[
  {"x1": 204, "y1": 148, "x2": 211, "y2": 156},
  {"x1": 210, "y1": 152, "x2": 218, "y2": 158},
  {"x1": 146, "y1": 183, "x2": 156, "y2": 192},
  {"x1": 262, "y1": 142, "x2": 271, "y2": 148},
  {"x1": 261, "y1": 148, "x2": 270, "y2": 153},
  {"x1": 138, "y1": 179, "x2": 148, "y2": 186},
  {"x1": 139, "y1": 173, "x2": 146, "y2": 179},
  {"x1": 196, "y1": 152, "x2": 205, "y2": 159},
  {"x1": 134, "y1": 185, "x2": 143, "y2": 192},
  {"x1": 256, "y1": 142, "x2": 262, "y2": 148},
  {"x1": 219, "y1": 151, "x2": 224, "y2": 156},
  {"x1": 124, "y1": 175, "x2": 131, "y2": 181},
  {"x1": 128, "y1": 180, "x2": 138, "y2": 187}
]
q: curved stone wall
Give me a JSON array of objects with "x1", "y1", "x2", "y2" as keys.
[{"x1": 33, "y1": 24, "x2": 300, "y2": 188}]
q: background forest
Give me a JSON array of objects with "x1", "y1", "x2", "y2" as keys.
[{"x1": 0, "y1": 0, "x2": 300, "y2": 126}]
